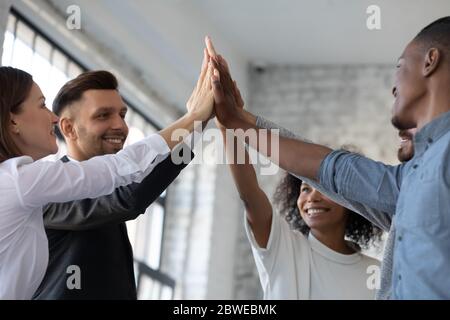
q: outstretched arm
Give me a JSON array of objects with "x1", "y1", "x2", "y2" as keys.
[
  {"x1": 43, "y1": 148, "x2": 193, "y2": 231},
  {"x1": 216, "y1": 83, "x2": 272, "y2": 247}
]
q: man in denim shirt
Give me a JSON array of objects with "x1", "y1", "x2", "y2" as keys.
[{"x1": 208, "y1": 17, "x2": 450, "y2": 298}]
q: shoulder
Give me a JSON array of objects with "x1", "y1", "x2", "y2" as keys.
[{"x1": 0, "y1": 156, "x2": 33, "y2": 180}]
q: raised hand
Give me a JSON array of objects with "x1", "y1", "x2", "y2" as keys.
[
  {"x1": 186, "y1": 48, "x2": 214, "y2": 122},
  {"x1": 205, "y1": 37, "x2": 245, "y2": 128}
]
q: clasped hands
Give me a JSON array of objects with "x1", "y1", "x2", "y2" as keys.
[{"x1": 186, "y1": 36, "x2": 244, "y2": 129}]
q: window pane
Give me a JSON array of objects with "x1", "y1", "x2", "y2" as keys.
[
  {"x1": 145, "y1": 203, "x2": 164, "y2": 269},
  {"x1": 16, "y1": 21, "x2": 33, "y2": 48},
  {"x1": 34, "y1": 36, "x2": 51, "y2": 61},
  {"x1": 67, "y1": 61, "x2": 83, "y2": 79},
  {"x1": 6, "y1": 13, "x2": 15, "y2": 33},
  {"x1": 1, "y1": 31, "x2": 14, "y2": 65}
]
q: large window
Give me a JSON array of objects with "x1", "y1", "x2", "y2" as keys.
[{"x1": 2, "y1": 8, "x2": 172, "y2": 299}]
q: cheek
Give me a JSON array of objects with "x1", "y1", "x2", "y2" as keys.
[
  {"x1": 331, "y1": 207, "x2": 348, "y2": 223},
  {"x1": 322, "y1": 198, "x2": 347, "y2": 219},
  {"x1": 297, "y1": 197, "x2": 306, "y2": 216}
]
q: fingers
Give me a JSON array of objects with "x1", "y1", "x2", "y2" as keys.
[
  {"x1": 205, "y1": 61, "x2": 214, "y2": 91},
  {"x1": 205, "y1": 36, "x2": 217, "y2": 58},
  {"x1": 218, "y1": 55, "x2": 230, "y2": 73},
  {"x1": 233, "y1": 80, "x2": 244, "y2": 108},
  {"x1": 197, "y1": 48, "x2": 209, "y2": 90},
  {"x1": 211, "y1": 68, "x2": 225, "y2": 104},
  {"x1": 210, "y1": 57, "x2": 234, "y2": 95}
]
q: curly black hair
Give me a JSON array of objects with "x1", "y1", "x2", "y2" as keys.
[{"x1": 273, "y1": 173, "x2": 383, "y2": 250}]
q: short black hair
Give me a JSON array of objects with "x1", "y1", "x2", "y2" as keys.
[
  {"x1": 414, "y1": 16, "x2": 450, "y2": 57},
  {"x1": 52, "y1": 70, "x2": 118, "y2": 116}
]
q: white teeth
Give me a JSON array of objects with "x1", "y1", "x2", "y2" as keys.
[
  {"x1": 307, "y1": 208, "x2": 327, "y2": 216},
  {"x1": 105, "y1": 138, "x2": 123, "y2": 144}
]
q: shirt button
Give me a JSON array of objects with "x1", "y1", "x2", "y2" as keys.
[
  {"x1": 398, "y1": 235, "x2": 402, "y2": 241},
  {"x1": 413, "y1": 164, "x2": 418, "y2": 169},
  {"x1": 398, "y1": 274, "x2": 402, "y2": 280},
  {"x1": 427, "y1": 138, "x2": 433, "y2": 144}
]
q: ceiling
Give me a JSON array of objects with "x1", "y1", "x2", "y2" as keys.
[
  {"x1": 193, "y1": 0, "x2": 450, "y2": 65},
  {"x1": 39, "y1": 0, "x2": 449, "y2": 114}
]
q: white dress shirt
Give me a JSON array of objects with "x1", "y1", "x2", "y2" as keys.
[{"x1": 0, "y1": 134, "x2": 170, "y2": 299}]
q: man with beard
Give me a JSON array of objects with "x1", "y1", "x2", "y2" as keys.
[
  {"x1": 33, "y1": 70, "x2": 197, "y2": 299},
  {"x1": 208, "y1": 16, "x2": 450, "y2": 299}
]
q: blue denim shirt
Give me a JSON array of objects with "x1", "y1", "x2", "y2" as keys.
[
  {"x1": 320, "y1": 110, "x2": 450, "y2": 299},
  {"x1": 393, "y1": 110, "x2": 450, "y2": 299}
]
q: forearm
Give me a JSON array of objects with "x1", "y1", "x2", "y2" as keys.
[
  {"x1": 221, "y1": 126, "x2": 272, "y2": 246},
  {"x1": 227, "y1": 109, "x2": 332, "y2": 180},
  {"x1": 43, "y1": 192, "x2": 140, "y2": 231},
  {"x1": 221, "y1": 127, "x2": 262, "y2": 203},
  {"x1": 158, "y1": 113, "x2": 208, "y2": 150},
  {"x1": 132, "y1": 148, "x2": 193, "y2": 211}
]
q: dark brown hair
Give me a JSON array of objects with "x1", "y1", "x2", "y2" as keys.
[
  {"x1": 0, "y1": 67, "x2": 33, "y2": 162},
  {"x1": 52, "y1": 70, "x2": 118, "y2": 116}
]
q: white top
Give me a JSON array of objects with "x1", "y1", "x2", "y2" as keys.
[
  {"x1": 245, "y1": 212, "x2": 380, "y2": 300},
  {"x1": 0, "y1": 134, "x2": 170, "y2": 299}
]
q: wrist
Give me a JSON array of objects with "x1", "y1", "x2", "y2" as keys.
[{"x1": 227, "y1": 108, "x2": 256, "y2": 129}]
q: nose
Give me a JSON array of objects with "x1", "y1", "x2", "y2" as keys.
[
  {"x1": 307, "y1": 188, "x2": 322, "y2": 202},
  {"x1": 392, "y1": 86, "x2": 397, "y2": 98},
  {"x1": 49, "y1": 109, "x2": 59, "y2": 124},
  {"x1": 112, "y1": 114, "x2": 128, "y2": 131}
]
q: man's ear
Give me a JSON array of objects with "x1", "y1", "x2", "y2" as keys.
[
  {"x1": 59, "y1": 117, "x2": 77, "y2": 141},
  {"x1": 423, "y1": 47, "x2": 441, "y2": 77}
]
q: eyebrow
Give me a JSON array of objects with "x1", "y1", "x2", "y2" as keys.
[
  {"x1": 93, "y1": 106, "x2": 127, "y2": 114},
  {"x1": 301, "y1": 183, "x2": 311, "y2": 188}
]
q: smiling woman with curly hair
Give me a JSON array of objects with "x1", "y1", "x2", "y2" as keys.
[
  {"x1": 273, "y1": 173, "x2": 383, "y2": 251},
  {"x1": 217, "y1": 93, "x2": 382, "y2": 299},
  {"x1": 218, "y1": 125, "x2": 383, "y2": 299}
]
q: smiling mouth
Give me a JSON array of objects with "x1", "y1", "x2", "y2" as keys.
[
  {"x1": 305, "y1": 208, "x2": 330, "y2": 218},
  {"x1": 103, "y1": 137, "x2": 125, "y2": 145}
]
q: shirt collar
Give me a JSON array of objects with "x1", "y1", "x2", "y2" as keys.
[
  {"x1": 414, "y1": 109, "x2": 450, "y2": 156},
  {"x1": 65, "y1": 155, "x2": 79, "y2": 163}
]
